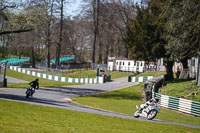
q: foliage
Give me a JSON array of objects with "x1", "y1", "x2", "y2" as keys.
[
  {"x1": 125, "y1": 5, "x2": 166, "y2": 62},
  {"x1": 125, "y1": 0, "x2": 200, "y2": 80},
  {"x1": 163, "y1": 0, "x2": 200, "y2": 62}
]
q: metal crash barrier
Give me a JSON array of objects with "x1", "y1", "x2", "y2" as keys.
[{"x1": 153, "y1": 92, "x2": 200, "y2": 117}]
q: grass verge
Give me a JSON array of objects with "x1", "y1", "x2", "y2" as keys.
[
  {"x1": 6, "y1": 69, "x2": 81, "y2": 88},
  {"x1": 0, "y1": 99, "x2": 199, "y2": 133},
  {"x1": 24, "y1": 68, "x2": 134, "y2": 79},
  {"x1": 72, "y1": 84, "x2": 200, "y2": 126},
  {"x1": 136, "y1": 71, "x2": 166, "y2": 77},
  {"x1": 160, "y1": 80, "x2": 200, "y2": 102}
]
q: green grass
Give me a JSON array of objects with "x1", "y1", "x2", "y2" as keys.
[
  {"x1": 109, "y1": 71, "x2": 133, "y2": 80},
  {"x1": 33, "y1": 69, "x2": 98, "y2": 78},
  {"x1": 6, "y1": 69, "x2": 81, "y2": 88},
  {"x1": 8, "y1": 68, "x2": 134, "y2": 80},
  {"x1": 72, "y1": 84, "x2": 200, "y2": 126},
  {"x1": 136, "y1": 71, "x2": 166, "y2": 77},
  {"x1": 160, "y1": 80, "x2": 200, "y2": 102},
  {"x1": 0, "y1": 99, "x2": 199, "y2": 133}
]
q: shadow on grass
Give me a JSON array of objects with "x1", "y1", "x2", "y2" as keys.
[
  {"x1": 91, "y1": 90, "x2": 141, "y2": 100},
  {"x1": 167, "y1": 78, "x2": 195, "y2": 84},
  {"x1": 39, "y1": 86, "x2": 105, "y2": 97}
]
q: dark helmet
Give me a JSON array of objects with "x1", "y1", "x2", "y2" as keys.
[
  {"x1": 35, "y1": 78, "x2": 39, "y2": 82},
  {"x1": 154, "y1": 97, "x2": 159, "y2": 103}
]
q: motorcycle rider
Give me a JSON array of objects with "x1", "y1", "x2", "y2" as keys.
[
  {"x1": 139, "y1": 97, "x2": 159, "y2": 112},
  {"x1": 28, "y1": 78, "x2": 39, "y2": 96}
]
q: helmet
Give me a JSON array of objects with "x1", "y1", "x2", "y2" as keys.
[
  {"x1": 154, "y1": 97, "x2": 159, "y2": 103},
  {"x1": 35, "y1": 78, "x2": 39, "y2": 82}
]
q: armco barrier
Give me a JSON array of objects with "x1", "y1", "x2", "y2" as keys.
[
  {"x1": 9, "y1": 66, "x2": 104, "y2": 84},
  {"x1": 128, "y1": 76, "x2": 155, "y2": 83},
  {"x1": 153, "y1": 92, "x2": 200, "y2": 117}
]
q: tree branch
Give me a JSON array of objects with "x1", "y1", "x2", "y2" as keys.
[
  {"x1": 0, "y1": 5, "x2": 16, "y2": 12},
  {"x1": 0, "y1": 29, "x2": 33, "y2": 36}
]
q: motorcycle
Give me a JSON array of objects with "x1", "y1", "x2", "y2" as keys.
[
  {"x1": 134, "y1": 102, "x2": 160, "y2": 120},
  {"x1": 25, "y1": 86, "x2": 35, "y2": 98}
]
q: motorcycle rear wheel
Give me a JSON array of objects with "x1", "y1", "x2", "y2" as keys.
[{"x1": 147, "y1": 109, "x2": 157, "y2": 120}]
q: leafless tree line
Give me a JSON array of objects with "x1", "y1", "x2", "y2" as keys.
[{"x1": 0, "y1": 0, "x2": 138, "y2": 68}]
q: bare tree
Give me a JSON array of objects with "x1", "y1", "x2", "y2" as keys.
[
  {"x1": 55, "y1": 0, "x2": 64, "y2": 68},
  {"x1": 110, "y1": 0, "x2": 136, "y2": 58},
  {"x1": 91, "y1": 0, "x2": 100, "y2": 65},
  {"x1": 42, "y1": 0, "x2": 56, "y2": 68}
]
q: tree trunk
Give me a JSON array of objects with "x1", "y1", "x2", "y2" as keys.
[
  {"x1": 125, "y1": 44, "x2": 129, "y2": 59},
  {"x1": 47, "y1": 44, "x2": 50, "y2": 68},
  {"x1": 46, "y1": 22, "x2": 51, "y2": 68},
  {"x1": 98, "y1": 42, "x2": 103, "y2": 64},
  {"x1": 181, "y1": 58, "x2": 188, "y2": 69},
  {"x1": 92, "y1": 0, "x2": 100, "y2": 64},
  {"x1": 110, "y1": 41, "x2": 114, "y2": 57},
  {"x1": 197, "y1": 53, "x2": 200, "y2": 86},
  {"x1": 55, "y1": 0, "x2": 64, "y2": 68},
  {"x1": 31, "y1": 46, "x2": 35, "y2": 68},
  {"x1": 166, "y1": 60, "x2": 174, "y2": 81},
  {"x1": 46, "y1": 0, "x2": 54, "y2": 68},
  {"x1": 104, "y1": 45, "x2": 109, "y2": 64},
  {"x1": 117, "y1": 38, "x2": 121, "y2": 57},
  {"x1": 55, "y1": 44, "x2": 61, "y2": 68}
]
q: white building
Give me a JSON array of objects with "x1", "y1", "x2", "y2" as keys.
[
  {"x1": 107, "y1": 58, "x2": 165, "y2": 73},
  {"x1": 108, "y1": 59, "x2": 145, "y2": 73}
]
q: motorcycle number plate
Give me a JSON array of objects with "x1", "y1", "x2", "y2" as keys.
[{"x1": 145, "y1": 106, "x2": 152, "y2": 114}]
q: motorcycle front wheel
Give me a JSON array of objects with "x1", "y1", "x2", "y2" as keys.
[
  {"x1": 26, "y1": 91, "x2": 31, "y2": 98},
  {"x1": 147, "y1": 109, "x2": 157, "y2": 120},
  {"x1": 134, "y1": 110, "x2": 140, "y2": 118}
]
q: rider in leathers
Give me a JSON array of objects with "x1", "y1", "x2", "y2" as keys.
[
  {"x1": 28, "y1": 78, "x2": 39, "y2": 96},
  {"x1": 139, "y1": 97, "x2": 159, "y2": 112}
]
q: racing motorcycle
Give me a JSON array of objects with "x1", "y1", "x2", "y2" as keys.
[
  {"x1": 134, "y1": 102, "x2": 160, "y2": 120},
  {"x1": 25, "y1": 86, "x2": 35, "y2": 98}
]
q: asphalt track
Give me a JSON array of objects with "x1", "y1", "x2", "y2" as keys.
[{"x1": 0, "y1": 77, "x2": 200, "y2": 129}]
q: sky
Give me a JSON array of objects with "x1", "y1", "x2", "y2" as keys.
[
  {"x1": 65, "y1": 0, "x2": 83, "y2": 17},
  {"x1": 66, "y1": 0, "x2": 142, "y2": 17}
]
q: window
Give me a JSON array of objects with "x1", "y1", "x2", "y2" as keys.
[
  {"x1": 128, "y1": 62, "x2": 130, "y2": 66},
  {"x1": 137, "y1": 62, "x2": 139, "y2": 66},
  {"x1": 141, "y1": 62, "x2": 143, "y2": 66},
  {"x1": 116, "y1": 62, "x2": 118, "y2": 65},
  {"x1": 123, "y1": 62, "x2": 125, "y2": 65},
  {"x1": 119, "y1": 62, "x2": 121, "y2": 66}
]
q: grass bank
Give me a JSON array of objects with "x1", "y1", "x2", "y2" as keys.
[
  {"x1": 72, "y1": 84, "x2": 200, "y2": 126},
  {"x1": 6, "y1": 69, "x2": 80, "y2": 88},
  {"x1": 160, "y1": 79, "x2": 200, "y2": 102},
  {"x1": 24, "y1": 68, "x2": 133, "y2": 79},
  {"x1": 0, "y1": 99, "x2": 199, "y2": 133},
  {"x1": 136, "y1": 71, "x2": 166, "y2": 77}
]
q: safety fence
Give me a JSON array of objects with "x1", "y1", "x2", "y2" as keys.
[
  {"x1": 128, "y1": 76, "x2": 156, "y2": 83},
  {"x1": 0, "y1": 58, "x2": 29, "y2": 65},
  {"x1": 153, "y1": 92, "x2": 200, "y2": 117},
  {"x1": 51, "y1": 56, "x2": 75, "y2": 64},
  {"x1": 9, "y1": 66, "x2": 104, "y2": 84}
]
